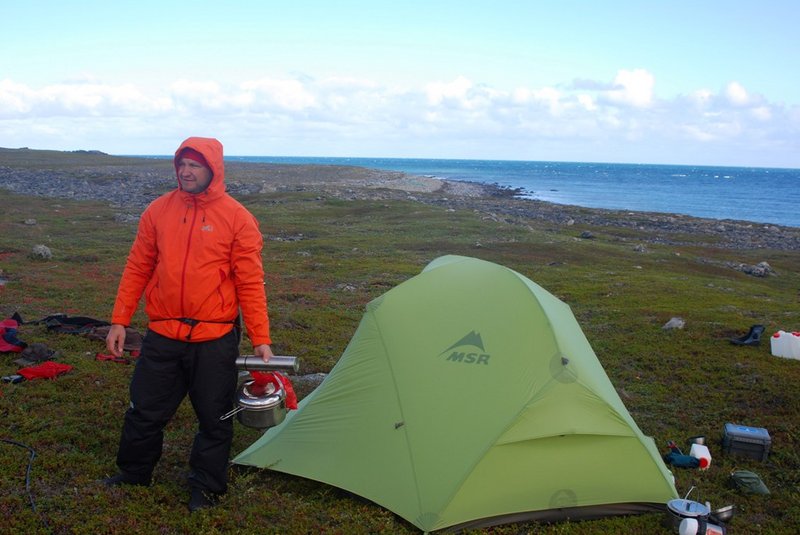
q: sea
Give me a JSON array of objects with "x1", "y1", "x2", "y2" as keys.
[{"x1": 160, "y1": 155, "x2": 800, "y2": 228}]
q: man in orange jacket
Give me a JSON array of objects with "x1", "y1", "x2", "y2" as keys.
[{"x1": 103, "y1": 137, "x2": 273, "y2": 512}]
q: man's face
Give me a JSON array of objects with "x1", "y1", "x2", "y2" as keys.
[{"x1": 177, "y1": 158, "x2": 213, "y2": 194}]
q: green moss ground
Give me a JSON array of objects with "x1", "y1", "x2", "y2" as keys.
[{"x1": 1, "y1": 162, "x2": 798, "y2": 534}]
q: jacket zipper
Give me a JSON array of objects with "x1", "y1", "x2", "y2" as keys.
[{"x1": 179, "y1": 198, "x2": 198, "y2": 339}]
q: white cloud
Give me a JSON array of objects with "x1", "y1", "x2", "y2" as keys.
[
  {"x1": 0, "y1": 72, "x2": 797, "y2": 167},
  {"x1": 240, "y1": 78, "x2": 317, "y2": 111},
  {"x1": 577, "y1": 94, "x2": 597, "y2": 111},
  {"x1": 0, "y1": 78, "x2": 170, "y2": 118},
  {"x1": 605, "y1": 69, "x2": 655, "y2": 108},
  {"x1": 0, "y1": 79, "x2": 33, "y2": 114},
  {"x1": 682, "y1": 124, "x2": 717, "y2": 142},
  {"x1": 512, "y1": 86, "x2": 565, "y2": 114},
  {"x1": 425, "y1": 75, "x2": 473, "y2": 106},
  {"x1": 689, "y1": 89, "x2": 714, "y2": 109},
  {"x1": 725, "y1": 82, "x2": 749, "y2": 106},
  {"x1": 751, "y1": 106, "x2": 771, "y2": 121}
]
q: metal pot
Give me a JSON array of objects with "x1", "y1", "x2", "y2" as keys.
[
  {"x1": 710, "y1": 504, "x2": 735, "y2": 524},
  {"x1": 687, "y1": 435, "x2": 706, "y2": 446},
  {"x1": 665, "y1": 499, "x2": 710, "y2": 532},
  {"x1": 220, "y1": 380, "x2": 286, "y2": 429}
]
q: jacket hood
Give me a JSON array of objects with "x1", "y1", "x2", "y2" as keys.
[{"x1": 174, "y1": 137, "x2": 225, "y2": 199}]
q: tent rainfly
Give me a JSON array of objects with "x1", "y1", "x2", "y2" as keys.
[{"x1": 234, "y1": 255, "x2": 678, "y2": 532}]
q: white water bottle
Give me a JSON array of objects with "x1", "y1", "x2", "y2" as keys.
[
  {"x1": 689, "y1": 443, "x2": 711, "y2": 470},
  {"x1": 680, "y1": 518, "x2": 726, "y2": 535},
  {"x1": 679, "y1": 518, "x2": 698, "y2": 535},
  {"x1": 771, "y1": 331, "x2": 790, "y2": 358},
  {"x1": 789, "y1": 332, "x2": 800, "y2": 359}
]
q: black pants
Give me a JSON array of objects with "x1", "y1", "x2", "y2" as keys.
[{"x1": 115, "y1": 329, "x2": 239, "y2": 494}]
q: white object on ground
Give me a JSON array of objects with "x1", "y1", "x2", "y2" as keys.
[
  {"x1": 689, "y1": 443, "x2": 711, "y2": 470},
  {"x1": 771, "y1": 330, "x2": 800, "y2": 359}
]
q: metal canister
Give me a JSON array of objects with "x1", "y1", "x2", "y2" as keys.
[{"x1": 235, "y1": 355, "x2": 300, "y2": 373}]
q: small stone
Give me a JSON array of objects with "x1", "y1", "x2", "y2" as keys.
[
  {"x1": 30, "y1": 244, "x2": 52, "y2": 260},
  {"x1": 662, "y1": 317, "x2": 685, "y2": 330},
  {"x1": 114, "y1": 213, "x2": 139, "y2": 223}
]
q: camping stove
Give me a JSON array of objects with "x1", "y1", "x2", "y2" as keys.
[
  {"x1": 221, "y1": 379, "x2": 287, "y2": 429},
  {"x1": 219, "y1": 355, "x2": 300, "y2": 429}
]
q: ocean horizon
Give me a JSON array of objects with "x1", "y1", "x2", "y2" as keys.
[{"x1": 136, "y1": 155, "x2": 800, "y2": 228}]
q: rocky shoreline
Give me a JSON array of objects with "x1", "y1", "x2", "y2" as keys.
[{"x1": 1, "y1": 158, "x2": 799, "y2": 251}]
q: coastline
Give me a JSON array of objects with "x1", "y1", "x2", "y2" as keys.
[
  {"x1": 1, "y1": 154, "x2": 799, "y2": 251},
  {"x1": 345, "y1": 175, "x2": 800, "y2": 251}
]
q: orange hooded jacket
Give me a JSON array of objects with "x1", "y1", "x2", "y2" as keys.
[{"x1": 110, "y1": 137, "x2": 271, "y2": 346}]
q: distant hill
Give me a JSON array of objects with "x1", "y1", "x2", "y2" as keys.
[{"x1": 0, "y1": 147, "x2": 156, "y2": 169}]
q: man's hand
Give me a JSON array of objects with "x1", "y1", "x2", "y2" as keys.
[
  {"x1": 253, "y1": 344, "x2": 274, "y2": 363},
  {"x1": 106, "y1": 324, "x2": 128, "y2": 358}
]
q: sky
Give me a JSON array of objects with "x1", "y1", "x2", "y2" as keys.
[{"x1": 2, "y1": 1, "x2": 799, "y2": 167}]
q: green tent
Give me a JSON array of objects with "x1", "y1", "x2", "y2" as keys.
[{"x1": 234, "y1": 255, "x2": 677, "y2": 532}]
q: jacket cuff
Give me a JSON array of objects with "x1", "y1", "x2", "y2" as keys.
[
  {"x1": 249, "y1": 334, "x2": 272, "y2": 346},
  {"x1": 110, "y1": 315, "x2": 131, "y2": 327}
]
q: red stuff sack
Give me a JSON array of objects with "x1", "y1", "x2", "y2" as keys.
[
  {"x1": 250, "y1": 371, "x2": 298, "y2": 410},
  {"x1": 18, "y1": 361, "x2": 73, "y2": 381}
]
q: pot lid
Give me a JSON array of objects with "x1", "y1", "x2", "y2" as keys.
[
  {"x1": 237, "y1": 381, "x2": 284, "y2": 409},
  {"x1": 667, "y1": 499, "x2": 710, "y2": 517},
  {"x1": 238, "y1": 394, "x2": 283, "y2": 410}
]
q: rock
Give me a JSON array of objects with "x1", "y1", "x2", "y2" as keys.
[
  {"x1": 738, "y1": 261, "x2": 776, "y2": 277},
  {"x1": 336, "y1": 283, "x2": 357, "y2": 292},
  {"x1": 753, "y1": 261, "x2": 775, "y2": 276},
  {"x1": 30, "y1": 244, "x2": 52, "y2": 260},
  {"x1": 580, "y1": 231, "x2": 595, "y2": 239},
  {"x1": 114, "y1": 213, "x2": 139, "y2": 223},
  {"x1": 633, "y1": 244, "x2": 648, "y2": 253},
  {"x1": 24, "y1": 218, "x2": 37, "y2": 225},
  {"x1": 662, "y1": 317, "x2": 685, "y2": 330},
  {"x1": 293, "y1": 373, "x2": 327, "y2": 388}
]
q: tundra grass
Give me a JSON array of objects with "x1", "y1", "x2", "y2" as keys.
[{"x1": 1, "y1": 176, "x2": 799, "y2": 534}]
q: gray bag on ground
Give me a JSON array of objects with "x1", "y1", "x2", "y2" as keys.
[{"x1": 730, "y1": 470, "x2": 770, "y2": 494}]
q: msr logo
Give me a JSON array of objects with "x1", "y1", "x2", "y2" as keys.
[
  {"x1": 200, "y1": 224, "x2": 214, "y2": 232},
  {"x1": 440, "y1": 331, "x2": 490, "y2": 365}
]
